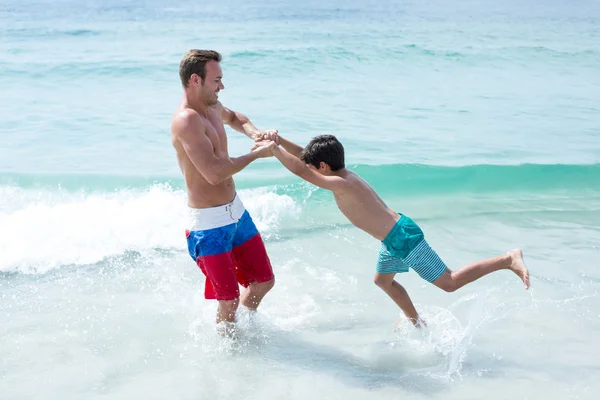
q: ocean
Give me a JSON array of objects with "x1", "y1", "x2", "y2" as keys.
[{"x1": 1, "y1": 0, "x2": 599, "y2": 398}]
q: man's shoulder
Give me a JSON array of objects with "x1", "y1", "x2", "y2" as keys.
[
  {"x1": 172, "y1": 107, "x2": 204, "y2": 137},
  {"x1": 172, "y1": 106, "x2": 201, "y2": 125}
]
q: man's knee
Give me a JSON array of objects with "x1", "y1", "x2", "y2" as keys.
[
  {"x1": 257, "y1": 277, "x2": 275, "y2": 293},
  {"x1": 245, "y1": 277, "x2": 275, "y2": 296}
]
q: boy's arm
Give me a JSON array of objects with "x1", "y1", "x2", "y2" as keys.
[
  {"x1": 271, "y1": 145, "x2": 346, "y2": 191},
  {"x1": 277, "y1": 135, "x2": 304, "y2": 159}
]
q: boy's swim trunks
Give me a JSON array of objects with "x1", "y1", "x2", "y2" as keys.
[{"x1": 376, "y1": 214, "x2": 447, "y2": 283}]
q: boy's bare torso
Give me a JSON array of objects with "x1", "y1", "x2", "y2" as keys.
[
  {"x1": 171, "y1": 102, "x2": 236, "y2": 208},
  {"x1": 332, "y1": 170, "x2": 401, "y2": 241}
]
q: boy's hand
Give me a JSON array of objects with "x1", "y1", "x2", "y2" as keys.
[
  {"x1": 254, "y1": 129, "x2": 279, "y2": 144},
  {"x1": 250, "y1": 140, "x2": 277, "y2": 158}
]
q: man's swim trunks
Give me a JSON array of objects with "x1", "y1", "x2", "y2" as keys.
[
  {"x1": 185, "y1": 194, "x2": 274, "y2": 301},
  {"x1": 376, "y1": 214, "x2": 448, "y2": 283}
]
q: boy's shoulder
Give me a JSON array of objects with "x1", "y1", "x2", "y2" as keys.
[
  {"x1": 334, "y1": 169, "x2": 370, "y2": 191},
  {"x1": 344, "y1": 169, "x2": 367, "y2": 184}
]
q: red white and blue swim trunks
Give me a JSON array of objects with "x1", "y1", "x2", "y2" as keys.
[{"x1": 185, "y1": 194, "x2": 274, "y2": 301}]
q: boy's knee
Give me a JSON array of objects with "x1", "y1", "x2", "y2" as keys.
[
  {"x1": 374, "y1": 274, "x2": 391, "y2": 289},
  {"x1": 439, "y1": 280, "x2": 457, "y2": 293},
  {"x1": 432, "y1": 270, "x2": 457, "y2": 293}
]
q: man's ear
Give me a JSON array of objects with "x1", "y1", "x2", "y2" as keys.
[
  {"x1": 319, "y1": 161, "x2": 328, "y2": 171},
  {"x1": 191, "y1": 73, "x2": 203, "y2": 86}
]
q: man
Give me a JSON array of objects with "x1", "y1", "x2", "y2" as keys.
[{"x1": 171, "y1": 49, "x2": 278, "y2": 333}]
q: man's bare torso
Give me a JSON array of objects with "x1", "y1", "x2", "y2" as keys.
[
  {"x1": 333, "y1": 170, "x2": 401, "y2": 241},
  {"x1": 171, "y1": 102, "x2": 236, "y2": 208}
]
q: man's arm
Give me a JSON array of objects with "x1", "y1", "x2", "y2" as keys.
[
  {"x1": 220, "y1": 104, "x2": 262, "y2": 139},
  {"x1": 175, "y1": 112, "x2": 273, "y2": 185},
  {"x1": 271, "y1": 145, "x2": 346, "y2": 191}
]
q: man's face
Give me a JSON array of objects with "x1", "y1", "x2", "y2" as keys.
[{"x1": 198, "y1": 60, "x2": 224, "y2": 106}]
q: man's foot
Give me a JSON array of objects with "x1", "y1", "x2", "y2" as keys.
[
  {"x1": 217, "y1": 321, "x2": 239, "y2": 339},
  {"x1": 508, "y1": 248, "x2": 530, "y2": 290}
]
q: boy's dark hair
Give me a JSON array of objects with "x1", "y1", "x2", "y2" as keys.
[{"x1": 300, "y1": 134, "x2": 345, "y2": 171}]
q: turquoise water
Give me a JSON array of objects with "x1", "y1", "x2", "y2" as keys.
[{"x1": 1, "y1": 0, "x2": 600, "y2": 399}]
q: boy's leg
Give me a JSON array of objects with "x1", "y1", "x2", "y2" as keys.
[
  {"x1": 432, "y1": 248, "x2": 529, "y2": 292},
  {"x1": 374, "y1": 273, "x2": 422, "y2": 326}
]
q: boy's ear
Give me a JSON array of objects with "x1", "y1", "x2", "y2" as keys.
[{"x1": 319, "y1": 162, "x2": 329, "y2": 171}]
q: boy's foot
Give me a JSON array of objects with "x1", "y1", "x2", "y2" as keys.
[
  {"x1": 393, "y1": 316, "x2": 427, "y2": 331},
  {"x1": 508, "y1": 248, "x2": 530, "y2": 290}
]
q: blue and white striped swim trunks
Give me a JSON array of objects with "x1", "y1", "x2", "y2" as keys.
[{"x1": 376, "y1": 214, "x2": 448, "y2": 283}]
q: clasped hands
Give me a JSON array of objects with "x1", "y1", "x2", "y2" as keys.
[{"x1": 250, "y1": 129, "x2": 279, "y2": 157}]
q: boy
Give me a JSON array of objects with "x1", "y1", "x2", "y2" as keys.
[{"x1": 255, "y1": 133, "x2": 529, "y2": 328}]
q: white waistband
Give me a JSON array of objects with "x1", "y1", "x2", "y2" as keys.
[{"x1": 187, "y1": 194, "x2": 246, "y2": 231}]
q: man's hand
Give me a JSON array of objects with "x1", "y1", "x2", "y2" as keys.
[
  {"x1": 250, "y1": 140, "x2": 277, "y2": 158},
  {"x1": 254, "y1": 129, "x2": 279, "y2": 144}
]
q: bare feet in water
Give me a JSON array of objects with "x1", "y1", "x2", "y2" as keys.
[
  {"x1": 394, "y1": 316, "x2": 427, "y2": 331},
  {"x1": 508, "y1": 248, "x2": 530, "y2": 289}
]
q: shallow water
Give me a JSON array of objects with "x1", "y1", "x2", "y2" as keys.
[{"x1": 1, "y1": 0, "x2": 599, "y2": 398}]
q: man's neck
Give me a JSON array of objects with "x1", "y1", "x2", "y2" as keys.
[{"x1": 183, "y1": 94, "x2": 210, "y2": 117}]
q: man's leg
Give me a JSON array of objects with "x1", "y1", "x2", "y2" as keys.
[
  {"x1": 374, "y1": 273, "x2": 423, "y2": 327},
  {"x1": 432, "y1": 248, "x2": 529, "y2": 292},
  {"x1": 215, "y1": 298, "x2": 240, "y2": 337},
  {"x1": 233, "y1": 232, "x2": 275, "y2": 310},
  {"x1": 217, "y1": 298, "x2": 240, "y2": 324},
  {"x1": 240, "y1": 279, "x2": 275, "y2": 310},
  {"x1": 196, "y1": 246, "x2": 244, "y2": 333},
  {"x1": 232, "y1": 211, "x2": 275, "y2": 312}
]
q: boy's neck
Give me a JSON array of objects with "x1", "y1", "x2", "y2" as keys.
[{"x1": 328, "y1": 168, "x2": 348, "y2": 177}]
